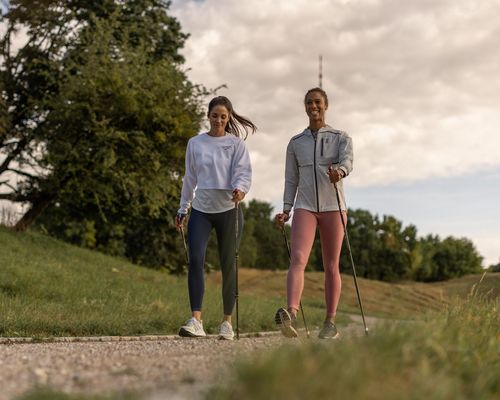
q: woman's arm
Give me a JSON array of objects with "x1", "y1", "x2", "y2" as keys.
[
  {"x1": 178, "y1": 140, "x2": 197, "y2": 214},
  {"x1": 338, "y1": 132, "x2": 353, "y2": 178},
  {"x1": 231, "y1": 139, "x2": 252, "y2": 195},
  {"x1": 283, "y1": 140, "x2": 299, "y2": 212}
]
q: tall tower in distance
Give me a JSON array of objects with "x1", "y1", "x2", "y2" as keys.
[{"x1": 319, "y1": 55, "x2": 323, "y2": 89}]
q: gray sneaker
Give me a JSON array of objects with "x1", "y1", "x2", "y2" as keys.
[
  {"x1": 318, "y1": 321, "x2": 339, "y2": 339},
  {"x1": 275, "y1": 307, "x2": 298, "y2": 338}
]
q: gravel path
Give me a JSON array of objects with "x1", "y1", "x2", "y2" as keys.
[{"x1": 0, "y1": 317, "x2": 378, "y2": 400}]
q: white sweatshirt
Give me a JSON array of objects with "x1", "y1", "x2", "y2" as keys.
[{"x1": 178, "y1": 133, "x2": 252, "y2": 214}]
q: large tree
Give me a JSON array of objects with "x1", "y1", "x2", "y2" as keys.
[{"x1": 0, "y1": 1, "x2": 206, "y2": 269}]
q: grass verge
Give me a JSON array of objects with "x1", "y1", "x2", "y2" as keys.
[
  {"x1": 0, "y1": 227, "x2": 346, "y2": 336},
  {"x1": 207, "y1": 292, "x2": 500, "y2": 400},
  {"x1": 14, "y1": 387, "x2": 139, "y2": 400},
  {"x1": 1, "y1": 226, "x2": 498, "y2": 337}
]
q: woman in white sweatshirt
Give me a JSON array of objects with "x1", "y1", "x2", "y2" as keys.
[{"x1": 175, "y1": 96, "x2": 256, "y2": 340}]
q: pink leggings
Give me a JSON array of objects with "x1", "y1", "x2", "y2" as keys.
[{"x1": 287, "y1": 209, "x2": 346, "y2": 318}]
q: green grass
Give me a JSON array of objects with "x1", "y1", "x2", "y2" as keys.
[
  {"x1": 0, "y1": 226, "x2": 347, "y2": 336},
  {"x1": 1, "y1": 226, "x2": 499, "y2": 337},
  {"x1": 15, "y1": 387, "x2": 139, "y2": 400},
  {"x1": 214, "y1": 267, "x2": 500, "y2": 319},
  {"x1": 1, "y1": 226, "x2": 185, "y2": 336},
  {"x1": 2, "y1": 227, "x2": 500, "y2": 399},
  {"x1": 207, "y1": 294, "x2": 500, "y2": 400}
]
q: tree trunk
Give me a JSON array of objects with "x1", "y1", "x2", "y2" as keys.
[{"x1": 14, "y1": 194, "x2": 53, "y2": 231}]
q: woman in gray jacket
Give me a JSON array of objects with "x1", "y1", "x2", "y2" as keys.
[{"x1": 275, "y1": 87, "x2": 353, "y2": 339}]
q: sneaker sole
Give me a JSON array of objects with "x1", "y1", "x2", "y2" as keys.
[
  {"x1": 275, "y1": 308, "x2": 298, "y2": 338},
  {"x1": 218, "y1": 334, "x2": 234, "y2": 341},
  {"x1": 318, "y1": 332, "x2": 340, "y2": 340},
  {"x1": 178, "y1": 328, "x2": 206, "y2": 338}
]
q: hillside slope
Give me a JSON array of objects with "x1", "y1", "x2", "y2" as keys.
[
  {"x1": 208, "y1": 268, "x2": 499, "y2": 318},
  {"x1": 1, "y1": 226, "x2": 498, "y2": 336}
]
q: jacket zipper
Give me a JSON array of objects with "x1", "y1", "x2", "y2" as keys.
[{"x1": 313, "y1": 134, "x2": 320, "y2": 212}]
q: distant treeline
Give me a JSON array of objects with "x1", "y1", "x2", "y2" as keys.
[
  {"x1": 33, "y1": 198, "x2": 483, "y2": 283},
  {"x1": 204, "y1": 200, "x2": 484, "y2": 283}
]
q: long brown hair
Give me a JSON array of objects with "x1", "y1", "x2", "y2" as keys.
[{"x1": 207, "y1": 96, "x2": 257, "y2": 139}]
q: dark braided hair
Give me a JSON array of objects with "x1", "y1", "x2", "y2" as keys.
[{"x1": 304, "y1": 87, "x2": 329, "y2": 106}]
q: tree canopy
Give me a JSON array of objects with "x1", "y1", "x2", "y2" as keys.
[{"x1": 1, "y1": 1, "x2": 207, "y2": 268}]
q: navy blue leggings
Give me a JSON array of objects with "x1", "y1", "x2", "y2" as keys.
[{"x1": 187, "y1": 207, "x2": 243, "y2": 315}]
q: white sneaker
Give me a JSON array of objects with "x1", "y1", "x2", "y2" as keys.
[
  {"x1": 218, "y1": 321, "x2": 235, "y2": 340},
  {"x1": 178, "y1": 317, "x2": 206, "y2": 337}
]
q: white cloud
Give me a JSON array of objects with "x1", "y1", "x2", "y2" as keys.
[
  {"x1": 171, "y1": 0, "x2": 500, "y2": 203},
  {"x1": 171, "y1": 0, "x2": 500, "y2": 265}
]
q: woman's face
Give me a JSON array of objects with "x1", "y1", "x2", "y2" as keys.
[
  {"x1": 305, "y1": 91, "x2": 328, "y2": 123},
  {"x1": 208, "y1": 105, "x2": 230, "y2": 132}
]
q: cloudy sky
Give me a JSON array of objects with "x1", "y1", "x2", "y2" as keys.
[{"x1": 170, "y1": 0, "x2": 500, "y2": 266}]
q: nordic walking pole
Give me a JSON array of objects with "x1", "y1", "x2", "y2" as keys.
[
  {"x1": 333, "y1": 181, "x2": 369, "y2": 336},
  {"x1": 281, "y1": 226, "x2": 310, "y2": 339},
  {"x1": 179, "y1": 225, "x2": 189, "y2": 270},
  {"x1": 234, "y1": 201, "x2": 240, "y2": 340}
]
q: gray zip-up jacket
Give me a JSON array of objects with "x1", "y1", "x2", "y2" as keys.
[{"x1": 283, "y1": 125, "x2": 353, "y2": 213}]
